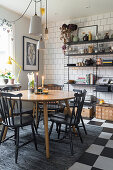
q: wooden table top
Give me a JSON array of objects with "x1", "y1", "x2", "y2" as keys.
[{"x1": 12, "y1": 90, "x2": 75, "y2": 102}]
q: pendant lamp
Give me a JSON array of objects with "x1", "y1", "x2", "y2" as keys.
[
  {"x1": 44, "y1": 0, "x2": 48, "y2": 40},
  {"x1": 29, "y1": 0, "x2": 42, "y2": 36},
  {"x1": 39, "y1": 37, "x2": 45, "y2": 49}
]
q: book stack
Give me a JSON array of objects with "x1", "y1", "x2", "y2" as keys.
[
  {"x1": 102, "y1": 60, "x2": 113, "y2": 66},
  {"x1": 86, "y1": 74, "x2": 95, "y2": 85},
  {"x1": 76, "y1": 77, "x2": 86, "y2": 84}
]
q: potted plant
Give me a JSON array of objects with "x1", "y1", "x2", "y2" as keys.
[
  {"x1": 0, "y1": 71, "x2": 15, "y2": 84},
  {"x1": 60, "y1": 24, "x2": 78, "y2": 43},
  {"x1": 8, "y1": 73, "x2": 15, "y2": 84}
]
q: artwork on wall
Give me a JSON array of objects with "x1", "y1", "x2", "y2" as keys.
[
  {"x1": 78, "y1": 25, "x2": 98, "y2": 41},
  {"x1": 23, "y1": 36, "x2": 39, "y2": 71}
]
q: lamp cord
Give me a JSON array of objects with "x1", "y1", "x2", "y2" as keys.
[
  {"x1": 2, "y1": 0, "x2": 42, "y2": 24},
  {"x1": 46, "y1": 0, "x2": 47, "y2": 29},
  {"x1": 6, "y1": 0, "x2": 33, "y2": 24},
  {"x1": 35, "y1": 0, "x2": 37, "y2": 15}
]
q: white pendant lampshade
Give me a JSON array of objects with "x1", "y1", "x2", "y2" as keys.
[
  {"x1": 39, "y1": 37, "x2": 45, "y2": 49},
  {"x1": 29, "y1": 14, "x2": 42, "y2": 36}
]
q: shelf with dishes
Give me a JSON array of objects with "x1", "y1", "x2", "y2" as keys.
[
  {"x1": 64, "y1": 38, "x2": 113, "y2": 56},
  {"x1": 65, "y1": 58, "x2": 113, "y2": 67},
  {"x1": 65, "y1": 77, "x2": 113, "y2": 93},
  {"x1": 65, "y1": 52, "x2": 113, "y2": 56},
  {"x1": 66, "y1": 38, "x2": 113, "y2": 46},
  {"x1": 65, "y1": 82, "x2": 96, "y2": 86},
  {"x1": 65, "y1": 65, "x2": 113, "y2": 68}
]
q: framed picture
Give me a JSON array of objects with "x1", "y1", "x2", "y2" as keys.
[
  {"x1": 78, "y1": 25, "x2": 98, "y2": 41},
  {"x1": 23, "y1": 36, "x2": 39, "y2": 71}
]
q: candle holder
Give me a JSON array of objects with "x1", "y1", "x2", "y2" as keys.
[{"x1": 35, "y1": 87, "x2": 48, "y2": 94}]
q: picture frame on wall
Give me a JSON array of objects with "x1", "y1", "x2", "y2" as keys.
[
  {"x1": 78, "y1": 25, "x2": 98, "y2": 41},
  {"x1": 23, "y1": 36, "x2": 39, "y2": 71}
]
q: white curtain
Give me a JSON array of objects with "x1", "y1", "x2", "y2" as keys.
[{"x1": 0, "y1": 23, "x2": 14, "y2": 73}]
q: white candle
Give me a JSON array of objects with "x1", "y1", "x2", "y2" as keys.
[
  {"x1": 42, "y1": 76, "x2": 44, "y2": 88},
  {"x1": 36, "y1": 72, "x2": 38, "y2": 91}
]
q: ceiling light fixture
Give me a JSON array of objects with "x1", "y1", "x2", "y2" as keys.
[
  {"x1": 38, "y1": 37, "x2": 45, "y2": 49},
  {"x1": 44, "y1": 0, "x2": 48, "y2": 40},
  {"x1": 29, "y1": 0, "x2": 42, "y2": 36}
]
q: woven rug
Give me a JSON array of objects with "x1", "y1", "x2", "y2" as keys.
[{"x1": 0, "y1": 121, "x2": 102, "y2": 170}]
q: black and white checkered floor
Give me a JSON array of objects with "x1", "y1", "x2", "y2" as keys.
[{"x1": 69, "y1": 118, "x2": 113, "y2": 170}]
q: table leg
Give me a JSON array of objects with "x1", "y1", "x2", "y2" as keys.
[
  {"x1": 64, "y1": 100, "x2": 72, "y2": 116},
  {"x1": 43, "y1": 101, "x2": 50, "y2": 159},
  {"x1": 33, "y1": 102, "x2": 36, "y2": 118}
]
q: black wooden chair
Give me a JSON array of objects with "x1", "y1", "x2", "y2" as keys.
[
  {"x1": 37, "y1": 84, "x2": 64, "y2": 128},
  {"x1": 0, "y1": 92, "x2": 37, "y2": 163},
  {"x1": 52, "y1": 89, "x2": 87, "y2": 136},
  {"x1": 0, "y1": 86, "x2": 21, "y2": 92},
  {"x1": 49, "y1": 90, "x2": 86, "y2": 155}
]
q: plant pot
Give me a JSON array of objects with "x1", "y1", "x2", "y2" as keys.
[
  {"x1": 9, "y1": 79, "x2": 15, "y2": 84},
  {"x1": 3, "y1": 79, "x2": 8, "y2": 84}
]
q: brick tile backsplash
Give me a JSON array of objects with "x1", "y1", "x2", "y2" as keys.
[{"x1": 42, "y1": 12, "x2": 113, "y2": 104}]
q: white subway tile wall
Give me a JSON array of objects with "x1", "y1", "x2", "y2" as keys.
[{"x1": 42, "y1": 12, "x2": 113, "y2": 104}]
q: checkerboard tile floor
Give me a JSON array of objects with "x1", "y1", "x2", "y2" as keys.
[{"x1": 69, "y1": 118, "x2": 113, "y2": 170}]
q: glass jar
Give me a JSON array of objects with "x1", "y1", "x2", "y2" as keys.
[{"x1": 28, "y1": 82, "x2": 34, "y2": 94}]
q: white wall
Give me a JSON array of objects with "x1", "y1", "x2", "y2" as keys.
[
  {"x1": 0, "y1": 6, "x2": 43, "y2": 90},
  {"x1": 43, "y1": 12, "x2": 113, "y2": 104}
]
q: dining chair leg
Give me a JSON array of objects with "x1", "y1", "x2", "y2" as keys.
[
  {"x1": 31, "y1": 123, "x2": 37, "y2": 151},
  {"x1": 76, "y1": 126, "x2": 83, "y2": 143},
  {"x1": 69, "y1": 126, "x2": 73, "y2": 155},
  {"x1": 14, "y1": 128, "x2": 17, "y2": 145},
  {"x1": 37, "y1": 109, "x2": 41, "y2": 129},
  {"x1": 15, "y1": 128, "x2": 19, "y2": 164},
  {"x1": 58, "y1": 124, "x2": 61, "y2": 139},
  {"x1": 0, "y1": 125, "x2": 5, "y2": 144},
  {"x1": 56, "y1": 123, "x2": 59, "y2": 133},
  {"x1": 34, "y1": 122, "x2": 38, "y2": 134},
  {"x1": 81, "y1": 116, "x2": 87, "y2": 135},
  {"x1": 49, "y1": 122, "x2": 54, "y2": 138}
]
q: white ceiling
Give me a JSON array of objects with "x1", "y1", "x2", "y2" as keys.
[{"x1": 1, "y1": 0, "x2": 113, "y2": 23}]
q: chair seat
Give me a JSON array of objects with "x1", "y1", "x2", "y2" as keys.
[
  {"x1": 52, "y1": 113, "x2": 66, "y2": 118},
  {"x1": 50, "y1": 115, "x2": 76, "y2": 126},
  {"x1": 13, "y1": 109, "x2": 33, "y2": 115},
  {"x1": 3, "y1": 114, "x2": 33, "y2": 127},
  {"x1": 39, "y1": 104, "x2": 60, "y2": 110}
]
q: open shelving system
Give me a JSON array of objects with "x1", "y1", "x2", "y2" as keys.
[{"x1": 64, "y1": 38, "x2": 113, "y2": 97}]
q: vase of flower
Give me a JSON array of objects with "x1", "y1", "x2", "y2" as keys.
[
  {"x1": 0, "y1": 71, "x2": 14, "y2": 84},
  {"x1": 27, "y1": 72, "x2": 34, "y2": 94}
]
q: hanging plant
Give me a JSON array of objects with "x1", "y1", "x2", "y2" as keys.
[{"x1": 60, "y1": 24, "x2": 78, "y2": 43}]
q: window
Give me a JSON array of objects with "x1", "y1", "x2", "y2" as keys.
[{"x1": 0, "y1": 26, "x2": 14, "y2": 72}]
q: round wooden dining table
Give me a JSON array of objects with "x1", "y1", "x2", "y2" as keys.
[{"x1": 9, "y1": 90, "x2": 75, "y2": 159}]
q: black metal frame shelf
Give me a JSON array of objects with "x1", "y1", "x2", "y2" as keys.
[
  {"x1": 66, "y1": 38, "x2": 113, "y2": 46},
  {"x1": 65, "y1": 65, "x2": 113, "y2": 68},
  {"x1": 64, "y1": 83, "x2": 96, "y2": 87},
  {"x1": 64, "y1": 32, "x2": 113, "y2": 97},
  {"x1": 65, "y1": 52, "x2": 113, "y2": 57}
]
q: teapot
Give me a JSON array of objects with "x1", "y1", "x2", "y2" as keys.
[
  {"x1": 83, "y1": 34, "x2": 88, "y2": 41},
  {"x1": 85, "y1": 58, "x2": 94, "y2": 66}
]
